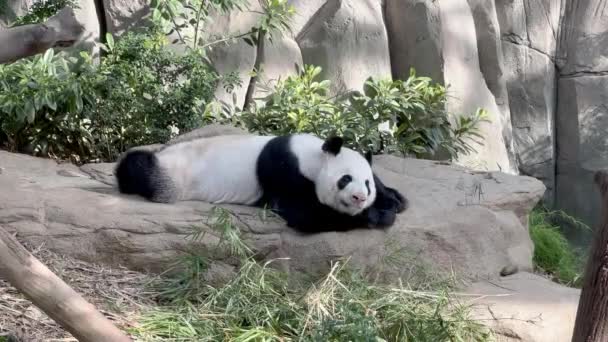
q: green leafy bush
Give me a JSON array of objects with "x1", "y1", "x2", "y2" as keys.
[
  {"x1": 85, "y1": 30, "x2": 224, "y2": 160},
  {"x1": 0, "y1": 49, "x2": 90, "y2": 160},
  {"x1": 222, "y1": 65, "x2": 489, "y2": 159},
  {"x1": 0, "y1": 30, "x2": 226, "y2": 163},
  {"x1": 529, "y1": 207, "x2": 589, "y2": 287}
]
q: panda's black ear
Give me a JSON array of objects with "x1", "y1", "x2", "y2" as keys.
[
  {"x1": 322, "y1": 136, "x2": 343, "y2": 155},
  {"x1": 364, "y1": 151, "x2": 373, "y2": 165}
]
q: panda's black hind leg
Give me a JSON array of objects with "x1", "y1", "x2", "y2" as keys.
[{"x1": 115, "y1": 150, "x2": 175, "y2": 203}]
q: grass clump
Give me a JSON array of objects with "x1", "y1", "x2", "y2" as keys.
[
  {"x1": 529, "y1": 207, "x2": 589, "y2": 288},
  {"x1": 129, "y1": 207, "x2": 493, "y2": 341}
]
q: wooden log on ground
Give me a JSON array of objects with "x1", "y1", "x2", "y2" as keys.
[
  {"x1": 0, "y1": 6, "x2": 85, "y2": 64},
  {"x1": 0, "y1": 226, "x2": 132, "y2": 342},
  {"x1": 571, "y1": 171, "x2": 608, "y2": 341}
]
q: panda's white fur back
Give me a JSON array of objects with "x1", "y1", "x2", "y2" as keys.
[{"x1": 156, "y1": 134, "x2": 274, "y2": 204}]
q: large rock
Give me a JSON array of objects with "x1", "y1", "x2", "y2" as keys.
[
  {"x1": 0, "y1": 127, "x2": 544, "y2": 284},
  {"x1": 71, "y1": 0, "x2": 101, "y2": 59},
  {"x1": 554, "y1": 0, "x2": 608, "y2": 238},
  {"x1": 495, "y1": 0, "x2": 560, "y2": 205},
  {"x1": 202, "y1": 2, "x2": 264, "y2": 110},
  {"x1": 385, "y1": 0, "x2": 444, "y2": 83},
  {"x1": 296, "y1": 0, "x2": 392, "y2": 95},
  {"x1": 438, "y1": 0, "x2": 515, "y2": 174},
  {"x1": 468, "y1": 0, "x2": 518, "y2": 174},
  {"x1": 466, "y1": 272, "x2": 580, "y2": 342},
  {"x1": 0, "y1": 0, "x2": 35, "y2": 25},
  {"x1": 555, "y1": 75, "x2": 608, "y2": 243},
  {"x1": 101, "y1": 0, "x2": 150, "y2": 35},
  {"x1": 501, "y1": 42, "x2": 556, "y2": 204},
  {"x1": 558, "y1": 0, "x2": 608, "y2": 75},
  {"x1": 255, "y1": 35, "x2": 303, "y2": 98}
]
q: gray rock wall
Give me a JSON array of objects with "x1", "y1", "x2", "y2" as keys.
[
  {"x1": 555, "y1": 0, "x2": 608, "y2": 240},
  {"x1": 4, "y1": 0, "x2": 608, "y2": 238}
]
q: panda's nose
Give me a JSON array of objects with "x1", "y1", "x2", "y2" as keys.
[{"x1": 352, "y1": 193, "x2": 367, "y2": 204}]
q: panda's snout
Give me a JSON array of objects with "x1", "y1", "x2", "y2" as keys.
[{"x1": 351, "y1": 193, "x2": 367, "y2": 206}]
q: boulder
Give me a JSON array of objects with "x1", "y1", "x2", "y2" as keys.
[
  {"x1": 71, "y1": 0, "x2": 102, "y2": 59},
  {"x1": 255, "y1": 35, "x2": 303, "y2": 97},
  {"x1": 554, "y1": 0, "x2": 608, "y2": 239},
  {"x1": 284, "y1": 0, "x2": 326, "y2": 37},
  {"x1": 501, "y1": 41, "x2": 556, "y2": 204},
  {"x1": 202, "y1": 1, "x2": 263, "y2": 110},
  {"x1": 557, "y1": 0, "x2": 608, "y2": 75},
  {"x1": 555, "y1": 75, "x2": 608, "y2": 244},
  {"x1": 468, "y1": 0, "x2": 518, "y2": 174},
  {"x1": 296, "y1": 0, "x2": 392, "y2": 95},
  {"x1": 385, "y1": 0, "x2": 517, "y2": 175},
  {"x1": 0, "y1": 126, "x2": 544, "y2": 284},
  {"x1": 495, "y1": 0, "x2": 559, "y2": 205},
  {"x1": 101, "y1": 0, "x2": 150, "y2": 35},
  {"x1": 0, "y1": 0, "x2": 35, "y2": 25},
  {"x1": 385, "y1": 0, "x2": 444, "y2": 84},
  {"x1": 465, "y1": 272, "x2": 580, "y2": 342},
  {"x1": 438, "y1": 0, "x2": 515, "y2": 175}
]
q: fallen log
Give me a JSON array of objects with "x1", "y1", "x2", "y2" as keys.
[
  {"x1": 571, "y1": 171, "x2": 608, "y2": 341},
  {"x1": 0, "y1": 226, "x2": 132, "y2": 342}
]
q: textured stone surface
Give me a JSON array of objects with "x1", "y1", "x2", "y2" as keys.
[
  {"x1": 466, "y1": 272, "x2": 580, "y2": 342},
  {"x1": 0, "y1": 126, "x2": 544, "y2": 283},
  {"x1": 556, "y1": 75, "x2": 608, "y2": 242},
  {"x1": 502, "y1": 42, "x2": 556, "y2": 203},
  {"x1": 101, "y1": 0, "x2": 150, "y2": 35},
  {"x1": 255, "y1": 35, "x2": 303, "y2": 97},
  {"x1": 296, "y1": 0, "x2": 392, "y2": 95},
  {"x1": 385, "y1": 0, "x2": 444, "y2": 83},
  {"x1": 203, "y1": 1, "x2": 263, "y2": 110},
  {"x1": 558, "y1": 0, "x2": 608, "y2": 75},
  {"x1": 438, "y1": 0, "x2": 515, "y2": 174},
  {"x1": 468, "y1": 0, "x2": 517, "y2": 171},
  {"x1": 554, "y1": 0, "x2": 608, "y2": 237},
  {"x1": 0, "y1": 0, "x2": 35, "y2": 25},
  {"x1": 71, "y1": 0, "x2": 101, "y2": 58},
  {"x1": 494, "y1": 0, "x2": 561, "y2": 206},
  {"x1": 284, "y1": 0, "x2": 326, "y2": 37}
]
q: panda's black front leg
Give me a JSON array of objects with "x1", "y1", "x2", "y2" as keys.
[
  {"x1": 268, "y1": 196, "x2": 371, "y2": 234},
  {"x1": 372, "y1": 173, "x2": 408, "y2": 213}
]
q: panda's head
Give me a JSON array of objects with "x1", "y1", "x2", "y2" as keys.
[{"x1": 315, "y1": 136, "x2": 377, "y2": 216}]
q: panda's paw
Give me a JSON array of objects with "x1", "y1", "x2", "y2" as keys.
[{"x1": 366, "y1": 208, "x2": 397, "y2": 228}]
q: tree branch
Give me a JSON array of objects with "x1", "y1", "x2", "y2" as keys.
[
  {"x1": 0, "y1": 6, "x2": 85, "y2": 64},
  {"x1": 0, "y1": 226, "x2": 132, "y2": 342}
]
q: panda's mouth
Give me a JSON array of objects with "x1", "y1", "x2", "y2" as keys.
[{"x1": 340, "y1": 200, "x2": 350, "y2": 208}]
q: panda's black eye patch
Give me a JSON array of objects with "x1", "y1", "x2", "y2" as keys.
[
  {"x1": 365, "y1": 180, "x2": 370, "y2": 195},
  {"x1": 337, "y1": 174, "x2": 352, "y2": 190}
]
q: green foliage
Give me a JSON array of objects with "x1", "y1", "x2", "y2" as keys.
[
  {"x1": 243, "y1": 0, "x2": 295, "y2": 46},
  {"x1": 0, "y1": 49, "x2": 90, "y2": 160},
  {"x1": 86, "y1": 30, "x2": 223, "y2": 159},
  {"x1": 0, "y1": 30, "x2": 226, "y2": 163},
  {"x1": 150, "y1": 0, "x2": 249, "y2": 49},
  {"x1": 131, "y1": 207, "x2": 493, "y2": 341},
  {"x1": 224, "y1": 65, "x2": 489, "y2": 159},
  {"x1": 529, "y1": 207, "x2": 589, "y2": 287},
  {"x1": 12, "y1": 0, "x2": 78, "y2": 26},
  {"x1": 150, "y1": 0, "x2": 294, "y2": 58}
]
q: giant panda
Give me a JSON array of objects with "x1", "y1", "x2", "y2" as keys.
[{"x1": 115, "y1": 132, "x2": 408, "y2": 233}]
